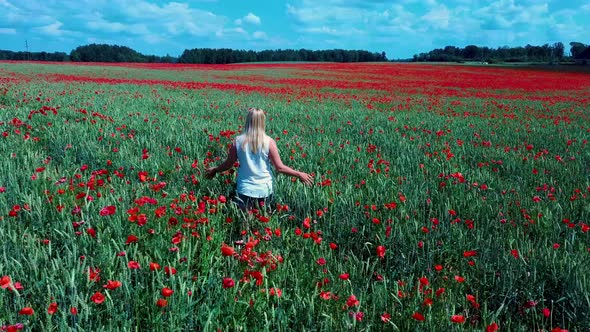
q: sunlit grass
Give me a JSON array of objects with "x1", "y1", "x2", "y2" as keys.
[{"x1": 0, "y1": 62, "x2": 589, "y2": 331}]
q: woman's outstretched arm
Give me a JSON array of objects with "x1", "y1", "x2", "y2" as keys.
[
  {"x1": 268, "y1": 138, "x2": 313, "y2": 186},
  {"x1": 205, "y1": 144, "x2": 238, "y2": 178}
]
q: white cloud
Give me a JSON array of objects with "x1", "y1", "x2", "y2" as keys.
[
  {"x1": 121, "y1": 1, "x2": 226, "y2": 36},
  {"x1": 86, "y1": 12, "x2": 149, "y2": 35},
  {"x1": 421, "y1": 4, "x2": 450, "y2": 29},
  {"x1": 142, "y1": 34, "x2": 165, "y2": 44},
  {"x1": 244, "y1": 13, "x2": 261, "y2": 25},
  {"x1": 253, "y1": 31, "x2": 267, "y2": 39},
  {"x1": 475, "y1": 0, "x2": 550, "y2": 29},
  {"x1": 303, "y1": 26, "x2": 339, "y2": 35},
  {"x1": 287, "y1": 3, "x2": 364, "y2": 24},
  {"x1": 36, "y1": 21, "x2": 67, "y2": 36},
  {"x1": 0, "y1": 28, "x2": 16, "y2": 34}
]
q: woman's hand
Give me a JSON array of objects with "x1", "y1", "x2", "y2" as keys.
[
  {"x1": 205, "y1": 167, "x2": 217, "y2": 179},
  {"x1": 298, "y1": 172, "x2": 314, "y2": 186}
]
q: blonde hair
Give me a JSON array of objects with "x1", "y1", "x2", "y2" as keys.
[{"x1": 242, "y1": 108, "x2": 268, "y2": 154}]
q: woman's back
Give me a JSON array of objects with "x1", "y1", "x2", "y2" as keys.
[{"x1": 235, "y1": 134, "x2": 273, "y2": 198}]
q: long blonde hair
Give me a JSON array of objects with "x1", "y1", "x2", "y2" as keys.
[{"x1": 242, "y1": 108, "x2": 268, "y2": 154}]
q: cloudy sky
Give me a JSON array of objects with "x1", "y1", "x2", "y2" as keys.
[{"x1": 1, "y1": 0, "x2": 589, "y2": 59}]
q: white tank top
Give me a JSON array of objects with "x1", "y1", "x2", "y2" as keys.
[{"x1": 235, "y1": 135, "x2": 273, "y2": 198}]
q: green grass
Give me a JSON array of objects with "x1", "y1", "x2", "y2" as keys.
[{"x1": 0, "y1": 63, "x2": 589, "y2": 331}]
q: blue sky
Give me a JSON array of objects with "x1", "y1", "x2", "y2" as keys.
[{"x1": 1, "y1": 0, "x2": 589, "y2": 59}]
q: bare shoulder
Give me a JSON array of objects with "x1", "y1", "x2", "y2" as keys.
[{"x1": 266, "y1": 136, "x2": 277, "y2": 151}]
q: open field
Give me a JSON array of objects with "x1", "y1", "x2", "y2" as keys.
[{"x1": 1, "y1": 61, "x2": 589, "y2": 331}]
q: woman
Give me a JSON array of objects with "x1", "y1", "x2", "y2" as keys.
[{"x1": 205, "y1": 108, "x2": 313, "y2": 211}]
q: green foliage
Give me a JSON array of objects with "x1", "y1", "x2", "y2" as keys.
[
  {"x1": 413, "y1": 42, "x2": 571, "y2": 63},
  {"x1": 69, "y1": 44, "x2": 173, "y2": 63},
  {"x1": 0, "y1": 63, "x2": 589, "y2": 331},
  {"x1": 178, "y1": 48, "x2": 388, "y2": 64},
  {"x1": 0, "y1": 50, "x2": 68, "y2": 61}
]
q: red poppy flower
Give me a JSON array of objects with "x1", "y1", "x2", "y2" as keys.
[
  {"x1": 303, "y1": 218, "x2": 311, "y2": 229},
  {"x1": 125, "y1": 235, "x2": 138, "y2": 245},
  {"x1": 88, "y1": 267, "x2": 100, "y2": 282},
  {"x1": 543, "y1": 307, "x2": 551, "y2": 318},
  {"x1": 339, "y1": 273, "x2": 349, "y2": 280},
  {"x1": 11, "y1": 281, "x2": 23, "y2": 291},
  {"x1": 156, "y1": 298, "x2": 168, "y2": 307},
  {"x1": 161, "y1": 287, "x2": 174, "y2": 297},
  {"x1": 47, "y1": 302, "x2": 58, "y2": 315},
  {"x1": 90, "y1": 291, "x2": 105, "y2": 304},
  {"x1": 454, "y1": 275, "x2": 465, "y2": 283},
  {"x1": 70, "y1": 307, "x2": 78, "y2": 315},
  {"x1": 221, "y1": 244, "x2": 235, "y2": 256},
  {"x1": 419, "y1": 277, "x2": 429, "y2": 286},
  {"x1": 451, "y1": 315, "x2": 465, "y2": 323},
  {"x1": 463, "y1": 250, "x2": 477, "y2": 257},
  {"x1": 19, "y1": 307, "x2": 34, "y2": 315},
  {"x1": 550, "y1": 327, "x2": 568, "y2": 332},
  {"x1": 99, "y1": 205, "x2": 116, "y2": 216},
  {"x1": 103, "y1": 280, "x2": 122, "y2": 290},
  {"x1": 346, "y1": 294, "x2": 359, "y2": 307},
  {"x1": 150, "y1": 262, "x2": 161, "y2": 271},
  {"x1": 136, "y1": 214, "x2": 147, "y2": 226},
  {"x1": 376, "y1": 245, "x2": 386, "y2": 259},
  {"x1": 486, "y1": 322, "x2": 499, "y2": 332},
  {"x1": 138, "y1": 171, "x2": 148, "y2": 182},
  {"x1": 164, "y1": 266, "x2": 176, "y2": 275},
  {"x1": 381, "y1": 312, "x2": 391, "y2": 322},
  {"x1": 268, "y1": 287, "x2": 282, "y2": 297},
  {"x1": 86, "y1": 228, "x2": 96, "y2": 238},
  {"x1": 128, "y1": 261, "x2": 141, "y2": 269},
  {"x1": 412, "y1": 312, "x2": 425, "y2": 321},
  {"x1": 1, "y1": 275, "x2": 11, "y2": 289},
  {"x1": 349, "y1": 311, "x2": 364, "y2": 321},
  {"x1": 222, "y1": 277, "x2": 235, "y2": 289}
]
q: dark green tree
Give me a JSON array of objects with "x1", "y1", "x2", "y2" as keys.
[{"x1": 569, "y1": 42, "x2": 588, "y2": 58}]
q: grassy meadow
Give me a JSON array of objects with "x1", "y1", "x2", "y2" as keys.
[{"x1": 0, "y1": 61, "x2": 589, "y2": 331}]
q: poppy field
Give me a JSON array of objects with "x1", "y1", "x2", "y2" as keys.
[{"x1": 0, "y1": 61, "x2": 589, "y2": 331}]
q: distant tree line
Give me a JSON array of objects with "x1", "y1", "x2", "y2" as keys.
[
  {"x1": 177, "y1": 48, "x2": 387, "y2": 63},
  {"x1": 0, "y1": 50, "x2": 69, "y2": 61},
  {"x1": 69, "y1": 44, "x2": 176, "y2": 63},
  {"x1": 0, "y1": 44, "x2": 386, "y2": 64},
  {"x1": 0, "y1": 44, "x2": 176, "y2": 63},
  {"x1": 412, "y1": 42, "x2": 589, "y2": 63},
  {"x1": 2, "y1": 42, "x2": 589, "y2": 64}
]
